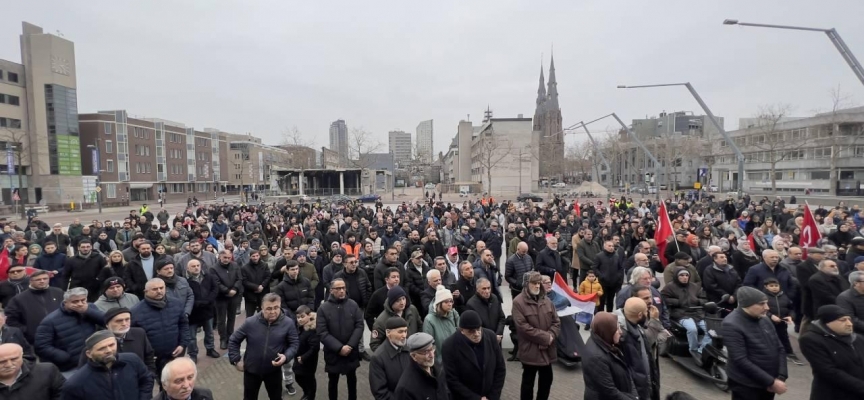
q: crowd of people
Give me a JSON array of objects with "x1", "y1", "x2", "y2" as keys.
[{"x1": 0, "y1": 192, "x2": 862, "y2": 399}]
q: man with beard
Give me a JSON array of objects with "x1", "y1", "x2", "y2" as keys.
[
  {"x1": 442, "y1": 310, "x2": 506, "y2": 400},
  {"x1": 132, "y1": 278, "x2": 190, "y2": 388},
  {"x1": 240, "y1": 251, "x2": 272, "y2": 318},
  {"x1": 176, "y1": 240, "x2": 218, "y2": 276},
  {"x1": 124, "y1": 241, "x2": 156, "y2": 298},
  {"x1": 184, "y1": 259, "x2": 220, "y2": 362},
  {"x1": 155, "y1": 260, "x2": 195, "y2": 318},
  {"x1": 394, "y1": 332, "x2": 449, "y2": 400},
  {"x1": 61, "y1": 240, "x2": 107, "y2": 302},
  {"x1": 0, "y1": 343, "x2": 64, "y2": 399},
  {"x1": 806, "y1": 259, "x2": 850, "y2": 331},
  {"x1": 453, "y1": 261, "x2": 477, "y2": 315},
  {"x1": 369, "y1": 317, "x2": 412, "y2": 400},
  {"x1": 44, "y1": 223, "x2": 71, "y2": 256},
  {"x1": 373, "y1": 247, "x2": 402, "y2": 291},
  {"x1": 94, "y1": 277, "x2": 141, "y2": 312},
  {"x1": 4, "y1": 270, "x2": 63, "y2": 345},
  {"x1": 61, "y1": 330, "x2": 154, "y2": 399},
  {"x1": 535, "y1": 235, "x2": 564, "y2": 280},
  {"x1": 473, "y1": 249, "x2": 502, "y2": 302},
  {"x1": 161, "y1": 230, "x2": 186, "y2": 256},
  {"x1": 212, "y1": 250, "x2": 243, "y2": 350},
  {"x1": 424, "y1": 230, "x2": 446, "y2": 260},
  {"x1": 512, "y1": 271, "x2": 560, "y2": 400},
  {"x1": 99, "y1": 307, "x2": 156, "y2": 373},
  {"x1": 317, "y1": 277, "x2": 365, "y2": 400},
  {"x1": 35, "y1": 287, "x2": 105, "y2": 374},
  {"x1": 122, "y1": 233, "x2": 146, "y2": 262}
]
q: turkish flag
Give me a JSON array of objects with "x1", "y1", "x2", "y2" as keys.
[
  {"x1": 654, "y1": 202, "x2": 674, "y2": 265},
  {"x1": 800, "y1": 204, "x2": 822, "y2": 258},
  {"x1": 573, "y1": 201, "x2": 581, "y2": 216}
]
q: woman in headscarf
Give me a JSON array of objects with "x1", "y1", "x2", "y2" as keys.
[
  {"x1": 26, "y1": 243, "x2": 42, "y2": 266},
  {"x1": 582, "y1": 312, "x2": 639, "y2": 399}
]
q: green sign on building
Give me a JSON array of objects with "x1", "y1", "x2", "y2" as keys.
[{"x1": 57, "y1": 136, "x2": 82, "y2": 175}]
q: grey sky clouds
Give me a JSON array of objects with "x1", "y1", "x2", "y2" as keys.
[{"x1": 3, "y1": 0, "x2": 863, "y2": 153}]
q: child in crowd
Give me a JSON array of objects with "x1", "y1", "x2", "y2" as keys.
[
  {"x1": 578, "y1": 270, "x2": 604, "y2": 311},
  {"x1": 762, "y1": 277, "x2": 803, "y2": 365}
]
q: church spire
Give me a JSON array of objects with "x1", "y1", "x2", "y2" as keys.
[
  {"x1": 536, "y1": 62, "x2": 547, "y2": 108},
  {"x1": 546, "y1": 52, "x2": 559, "y2": 110}
]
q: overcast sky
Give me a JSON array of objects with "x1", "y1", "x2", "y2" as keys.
[{"x1": 3, "y1": 1, "x2": 864, "y2": 154}]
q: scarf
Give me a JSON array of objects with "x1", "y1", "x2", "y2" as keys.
[
  {"x1": 159, "y1": 274, "x2": 177, "y2": 288},
  {"x1": 738, "y1": 247, "x2": 757, "y2": 259},
  {"x1": 144, "y1": 296, "x2": 167, "y2": 309},
  {"x1": 8, "y1": 277, "x2": 28, "y2": 295}
]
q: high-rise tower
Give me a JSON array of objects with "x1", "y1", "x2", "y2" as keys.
[{"x1": 533, "y1": 53, "x2": 564, "y2": 180}]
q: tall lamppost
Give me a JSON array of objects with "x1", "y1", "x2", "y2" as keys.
[
  {"x1": 86, "y1": 143, "x2": 103, "y2": 214},
  {"x1": 723, "y1": 19, "x2": 864, "y2": 87},
  {"x1": 617, "y1": 83, "x2": 746, "y2": 199}
]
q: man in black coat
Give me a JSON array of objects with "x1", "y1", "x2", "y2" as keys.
[
  {"x1": 212, "y1": 250, "x2": 243, "y2": 350},
  {"x1": 0, "y1": 314, "x2": 35, "y2": 362},
  {"x1": 594, "y1": 240, "x2": 624, "y2": 313},
  {"x1": 317, "y1": 277, "x2": 365, "y2": 400},
  {"x1": 618, "y1": 297, "x2": 660, "y2": 400},
  {"x1": 101, "y1": 307, "x2": 156, "y2": 373},
  {"x1": 799, "y1": 305, "x2": 864, "y2": 400},
  {"x1": 274, "y1": 260, "x2": 315, "y2": 316},
  {"x1": 808, "y1": 260, "x2": 850, "y2": 327},
  {"x1": 480, "y1": 222, "x2": 504, "y2": 263},
  {"x1": 184, "y1": 259, "x2": 220, "y2": 362},
  {"x1": 465, "y1": 278, "x2": 506, "y2": 340},
  {"x1": 366, "y1": 267, "x2": 401, "y2": 329},
  {"x1": 61, "y1": 240, "x2": 107, "y2": 302},
  {"x1": 240, "y1": 251, "x2": 272, "y2": 318},
  {"x1": 372, "y1": 248, "x2": 402, "y2": 291},
  {"x1": 4, "y1": 270, "x2": 63, "y2": 345},
  {"x1": 721, "y1": 286, "x2": 788, "y2": 398},
  {"x1": 701, "y1": 252, "x2": 741, "y2": 310},
  {"x1": 535, "y1": 236, "x2": 564, "y2": 280},
  {"x1": 368, "y1": 317, "x2": 412, "y2": 400},
  {"x1": 0, "y1": 343, "x2": 64, "y2": 400},
  {"x1": 453, "y1": 261, "x2": 476, "y2": 315},
  {"x1": 394, "y1": 332, "x2": 449, "y2": 400},
  {"x1": 442, "y1": 311, "x2": 506, "y2": 400},
  {"x1": 797, "y1": 248, "x2": 825, "y2": 331},
  {"x1": 836, "y1": 271, "x2": 864, "y2": 334},
  {"x1": 62, "y1": 330, "x2": 154, "y2": 399}
]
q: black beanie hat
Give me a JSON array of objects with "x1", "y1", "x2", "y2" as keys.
[
  {"x1": 103, "y1": 307, "x2": 131, "y2": 325},
  {"x1": 385, "y1": 316, "x2": 408, "y2": 330},
  {"x1": 101, "y1": 276, "x2": 126, "y2": 294},
  {"x1": 387, "y1": 285, "x2": 407, "y2": 308},
  {"x1": 459, "y1": 310, "x2": 482, "y2": 330},
  {"x1": 818, "y1": 304, "x2": 851, "y2": 325}
]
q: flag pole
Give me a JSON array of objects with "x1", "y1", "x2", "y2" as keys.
[{"x1": 663, "y1": 202, "x2": 680, "y2": 252}]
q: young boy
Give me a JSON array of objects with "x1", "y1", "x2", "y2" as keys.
[
  {"x1": 578, "y1": 270, "x2": 604, "y2": 310},
  {"x1": 762, "y1": 277, "x2": 803, "y2": 365},
  {"x1": 293, "y1": 306, "x2": 320, "y2": 398}
]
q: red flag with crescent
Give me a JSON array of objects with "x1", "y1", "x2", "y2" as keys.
[{"x1": 800, "y1": 204, "x2": 822, "y2": 258}]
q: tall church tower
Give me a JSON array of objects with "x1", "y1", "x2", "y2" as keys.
[{"x1": 534, "y1": 53, "x2": 564, "y2": 180}]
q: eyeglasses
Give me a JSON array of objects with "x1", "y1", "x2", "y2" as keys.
[
  {"x1": 413, "y1": 347, "x2": 435, "y2": 357},
  {"x1": 331, "y1": 287, "x2": 346, "y2": 291}
]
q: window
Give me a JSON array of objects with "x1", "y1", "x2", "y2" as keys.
[
  {"x1": 6, "y1": 95, "x2": 19, "y2": 106},
  {"x1": 145, "y1": 163, "x2": 151, "y2": 173},
  {"x1": 811, "y1": 171, "x2": 829, "y2": 180},
  {"x1": 107, "y1": 159, "x2": 114, "y2": 172},
  {"x1": 104, "y1": 122, "x2": 112, "y2": 135},
  {"x1": 105, "y1": 140, "x2": 113, "y2": 153},
  {"x1": 170, "y1": 183, "x2": 184, "y2": 193},
  {"x1": 812, "y1": 147, "x2": 832, "y2": 159},
  {"x1": 135, "y1": 163, "x2": 141, "y2": 173},
  {"x1": 840, "y1": 171, "x2": 855, "y2": 180},
  {"x1": 0, "y1": 118, "x2": 22, "y2": 129},
  {"x1": 106, "y1": 183, "x2": 117, "y2": 199},
  {"x1": 7, "y1": 73, "x2": 17, "y2": 83},
  {"x1": 145, "y1": 146, "x2": 150, "y2": 156}
]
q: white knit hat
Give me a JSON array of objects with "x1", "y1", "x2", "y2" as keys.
[{"x1": 433, "y1": 285, "x2": 453, "y2": 308}]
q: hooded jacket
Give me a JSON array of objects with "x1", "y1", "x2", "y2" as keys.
[
  {"x1": 660, "y1": 268, "x2": 707, "y2": 321},
  {"x1": 369, "y1": 297, "x2": 421, "y2": 352}
]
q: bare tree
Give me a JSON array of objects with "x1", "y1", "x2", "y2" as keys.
[
  {"x1": 651, "y1": 131, "x2": 704, "y2": 191},
  {"x1": 476, "y1": 129, "x2": 512, "y2": 194},
  {"x1": 819, "y1": 85, "x2": 862, "y2": 196},
  {"x1": 0, "y1": 126, "x2": 30, "y2": 217},
  {"x1": 748, "y1": 103, "x2": 798, "y2": 194},
  {"x1": 281, "y1": 125, "x2": 314, "y2": 148},
  {"x1": 564, "y1": 144, "x2": 593, "y2": 183},
  {"x1": 347, "y1": 127, "x2": 383, "y2": 170}
]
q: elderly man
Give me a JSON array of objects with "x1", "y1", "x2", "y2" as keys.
[
  {"x1": 465, "y1": 277, "x2": 506, "y2": 342},
  {"x1": 4, "y1": 270, "x2": 63, "y2": 345},
  {"x1": 721, "y1": 287, "x2": 788, "y2": 399},
  {"x1": 805, "y1": 259, "x2": 850, "y2": 333},
  {"x1": 0, "y1": 343, "x2": 63, "y2": 399},
  {"x1": 61, "y1": 330, "x2": 154, "y2": 399},
  {"x1": 317, "y1": 277, "x2": 365, "y2": 400},
  {"x1": 473, "y1": 249, "x2": 503, "y2": 302},
  {"x1": 94, "y1": 277, "x2": 140, "y2": 312},
  {"x1": 702, "y1": 252, "x2": 741, "y2": 311},
  {"x1": 616, "y1": 297, "x2": 660, "y2": 400},
  {"x1": 505, "y1": 241, "x2": 533, "y2": 299},
  {"x1": 743, "y1": 249, "x2": 797, "y2": 300},
  {"x1": 394, "y1": 332, "x2": 449, "y2": 400},
  {"x1": 229, "y1": 293, "x2": 299, "y2": 400},
  {"x1": 101, "y1": 307, "x2": 156, "y2": 372},
  {"x1": 535, "y1": 235, "x2": 564, "y2": 280},
  {"x1": 35, "y1": 287, "x2": 104, "y2": 374},
  {"x1": 154, "y1": 357, "x2": 214, "y2": 400},
  {"x1": 837, "y1": 271, "x2": 864, "y2": 334},
  {"x1": 799, "y1": 305, "x2": 864, "y2": 400},
  {"x1": 369, "y1": 316, "x2": 412, "y2": 400},
  {"x1": 132, "y1": 278, "x2": 190, "y2": 388},
  {"x1": 421, "y1": 269, "x2": 444, "y2": 317},
  {"x1": 155, "y1": 259, "x2": 195, "y2": 318},
  {"x1": 442, "y1": 310, "x2": 506, "y2": 400},
  {"x1": 513, "y1": 271, "x2": 560, "y2": 400}
]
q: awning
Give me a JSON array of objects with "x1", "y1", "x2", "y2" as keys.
[{"x1": 129, "y1": 183, "x2": 154, "y2": 190}]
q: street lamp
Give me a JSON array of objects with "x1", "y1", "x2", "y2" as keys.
[
  {"x1": 617, "y1": 83, "x2": 746, "y2": 199},
  {"x1": 86, "y1": 143, "x2": 103, "y2": 214},
  {"x1": 723, "y1": 19, "x2": 864, "y2": 87}
]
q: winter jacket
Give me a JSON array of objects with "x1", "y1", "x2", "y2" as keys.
[
  {"x1": 403, "y1": 262, "x2": 429, "y2": 308},
  {"x1": 576, "y1": 240, "x2": 602, "y2": 271},
  {"x1": 372, "y1": 259, "x2": 402, "y2": 291},
  {"x1": 370, "y1": 300, "x2": 422, "y2": 353},
  {"x1": 582, "y1": 333, "x2": 639, "y2": 400},
  {"x1": 512, "y1": 285, "x2": 560, "y2": 366},
  {"x1": 0, "y1": 361, "x2": 64, "y2": 400},
  {"x1": 742, "y1": 262, "x2": 797, "y2": 300},
  {"x1": 765, "y1": 289, "x2": 792, "y2": 319},
  {"x1": 593, "y1": 249, "x2": 624, "y2": 287},
  {"x1": 321, "y1": 262, "x2": 345, "y2": 291},
  {"x1": 187, "y1": 272, "x2": 218, "y2": 325},
  {"x1": 34, "y1": 304, "x2": 105, "y2": 372},
  {"x1": 0, "y1": 325, "x2": 35, "y2": 362},
  {"x1": 504, "y1": 253, "x2": 533, "y2": 292},
  {"x1": 799, "y1": 321, "x2": 864, "y2": 400},
  {"x1": 33, "y1": 252, "x2": 67, "y2": 287},
  {"x1": 661, "y1": 277, "x2": 707, "y2": 322},
  {"x1": 211, "y1": 261, "x2": 244, "y2": 299},
  {"x1": 808, "y1": 272, "x2": 850, "y2": 318},
  {"x1": 578, "y1": 279, "x2": 604, "y2": 306},
  {"x1": 334, "y1": 267, "x2": 372, "y2": 308},
  {"x1": 731, "y1": 250, "x2": 761, "y2": 279},
  {"x1": 316, "y1": 295, "x2": 365, "y2": 374},
  {"x1": 61, "y1": 353, "x2": 153, "y2": 400},
  {"x1": 94, "y1": 293, "x2": 140, "y2": 312},
  {"x1": 4, "y1": 287, "x2": 64, "y2": 344},
  {"x1": 423, "y1": 308, "x2": 460, "y2": 365},
  {"x1": 701, "y1": 264, "x2": 741, "y2": 304},
  {"x1": 228, "y1": 312, "x2": 299, "y2": 375},
  {"x1": 369, "y1": 337, "x2": 412, "y2": 400},
  {"x1": 75, "y1": 326, "x2": 156, "y2": 373},
  {"x1": 393, "y1": 362, "x2": 449, "y2": 400},
  {"x1": 535, "y1": 247, "x2": 564, "y2": 278},
  {"x1": 274, "y1": 275, "x2": 314, "y2": 313},
  {"x1": 836, "y1": 288, "x2": 864, "y2": 334},
  {"x1": 617, "y1": 318, "x2": 659, "y2": 400},
  {"x1": 131, "y1": 297, "x2": 190, "y2": 357},
  {"x1": 0, "y1": 278, "x2": 28, "y2": 307},
  {"x1": 62, "y1": 252, "x2": 107, "y2": 301},
  {"x1": 662, "y1": 262, "x2": 701, "y2": 285},
  {"x1": 174, "y1": 251, "x2": 218, "y2": 275},
  {"x1": 120, "y1": 257, "x2": 151, "y2": 299},
  {"x1": 293, "y1": 315, "x2": 320, "y2": 376},
  {"x1": 721, "y1": 308, "x2": 787, "y2": 390},
  {"x1": 465, "y1": 293, "x2": 506, "y2": 335},
  {"x1": 241, "y1": 259, "x2": 272, "y2": 297},
  {"x1": 442, "y1": 328, "x2": 506, "y2": 400}
]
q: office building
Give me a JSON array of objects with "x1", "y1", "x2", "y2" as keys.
[
  {"x1": 329, "y1": 119, "x2": 348, "y2": 165},
  {"x1": 416, "y1": 119, "x2": 433, "y2": 162},
  {"x1": 388, "y1": 130, "x2": 412, "y2": 166}
]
